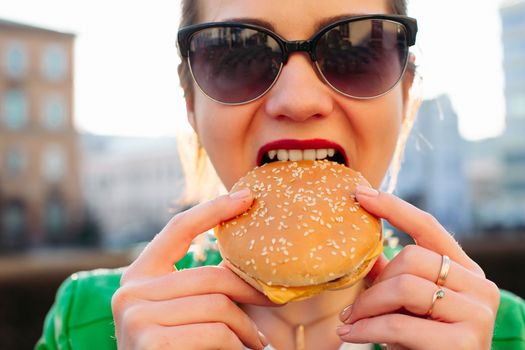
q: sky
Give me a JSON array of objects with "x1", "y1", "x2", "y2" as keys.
[{"x1": 0, "y1": 0, "x2": 509, "y2": 140}]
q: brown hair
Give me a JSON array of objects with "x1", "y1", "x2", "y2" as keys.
[{"x1": 176, "y1": 0, "x2": 419, "y2": 204}]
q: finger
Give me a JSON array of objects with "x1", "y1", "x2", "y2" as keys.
[
  {"x1": 372, "y1": 245, "x2": 490, "y2": 299},
  {"x1": 123, "y1": 188, "x2": 254, "y2": 281},
  {"x1": 116, "y1": 265, "x2": 277, "y2": 306},
  {"x1": 364, "y1": 253, "x2": 389, "y2": 286},
  {"x1": 337, "y1": 314, "x2": 470, "y2": 350},
  {"x1": 355, "y1": 186, "x2": 482, "y2": 274},
  {"x1": 134, "y1": 323, "x2": 246, "y2": 350},
  {"x1": 124, "y1": 294, "x2": 266, "y2": 350},
  {"x1": 344, "y1": 274, "x2": 491, "y2": 324}
]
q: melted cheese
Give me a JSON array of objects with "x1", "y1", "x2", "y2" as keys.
[{"x1": 259, "y1": 240, "x2": 384, "y2": 304}]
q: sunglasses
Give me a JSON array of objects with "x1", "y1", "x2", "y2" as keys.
[{"x1": 178, "y1": 15, "x2": 417, "y2": 105}]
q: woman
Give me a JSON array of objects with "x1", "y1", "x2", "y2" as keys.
[{"x1": 38, "y1": 0, "x2": 524, "y2": 349}]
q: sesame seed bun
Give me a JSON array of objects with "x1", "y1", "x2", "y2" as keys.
[{"x1": 214, "y1": 160, "x2": 383, "y2": 304}]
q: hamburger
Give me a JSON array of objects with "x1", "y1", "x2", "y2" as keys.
[{"x1": 215, "y1": 160, "x2": 383, "y2": 304}]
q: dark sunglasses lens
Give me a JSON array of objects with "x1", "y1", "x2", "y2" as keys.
[
  {"x1": 188, "y1": 27, "x2": 282, "y2": 104},
  {"x1": 316, "y1": 19, "x2": 409, "y2": 98}
]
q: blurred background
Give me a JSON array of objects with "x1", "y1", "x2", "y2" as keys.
[{"x1": 0, "y1": 0, "x2": 524, "y2": 348}]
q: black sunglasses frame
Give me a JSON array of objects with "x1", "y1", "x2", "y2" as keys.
[{"x1": 177, "y1": 14, "x2": 418, "y2": 103}]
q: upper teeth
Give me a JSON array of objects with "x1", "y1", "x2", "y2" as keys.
[{"x1": 268, "y1": 148, "x2": 336, "y2": 162}]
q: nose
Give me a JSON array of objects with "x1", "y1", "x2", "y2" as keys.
[{"x1": 263, "y1": 54, "x2": 334, "y2": 122}]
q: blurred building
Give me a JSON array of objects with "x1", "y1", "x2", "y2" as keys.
[
  {"x1": 0, "y1": 19, "x2": 83, "y2": 250},
  {"x1": 501, "y1": 0, "x2": 525, "y2": 142},
  {"x1": 395, "y1": 94, "x2": 473, "y2": 237},
  {"x1": 460, "y1": 1, "x2": 525, "y2": 232},
  {"x1": 496, "y1": 0, "x2": 525, "y2": 229},
  {"x1": 81, "y1": 134, "x2": 186, "y2": 247}
]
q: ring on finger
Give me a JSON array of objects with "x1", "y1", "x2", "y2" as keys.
[
  {"x1": 426, "y1": 288, "x2": 446, "y2": 318},
  {"x1": 436, "y1": 255, "x2": 450, "y2": 286}
]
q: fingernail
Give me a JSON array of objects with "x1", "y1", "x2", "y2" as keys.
[
  {"x1": 258, "y1": 330, "x2": 269, "y2": 348},
  {"x1": 336, "y1": 324, "x2": 353, "y2": 336},
  {"x1": 356, "y1": 185, "x2": 379, "y2": 197},
  {"x1": 229, "y1": 188, "x2": 252, "y2": 200},
  {"x1": 339, "y1": 304, "x2": 353, "y2": 323}
]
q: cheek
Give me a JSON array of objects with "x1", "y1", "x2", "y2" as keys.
[
  {"x1": 192, "y1": 92, "x2": 256, "y2": 189},
  {"x1": 194, "y1": 98, "x2": 234, "y2": 164},
  {"x1": 347, "y1": 90, "x2": 404, "y2": 187}
]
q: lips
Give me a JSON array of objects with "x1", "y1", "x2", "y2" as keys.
[{"x1": 256, "y1": 139, "x2": 349, "y2": 166}]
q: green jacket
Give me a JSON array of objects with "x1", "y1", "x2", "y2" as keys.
[{"x1": 36, "y1": 248, "x2": 525, "y2": 350}]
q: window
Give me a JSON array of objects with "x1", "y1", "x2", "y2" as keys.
[
  {"x1": 42, "y1": 44, "x2": 68, "y2": 81},
  {"x1": 45, "y1": 198, "x2": 65, "y2": 236},
  {"x1": 502, "y1": 10, "x2": 525, "y2": 31},
  {"x1": 42, "y1": 144, "x2": 66, "y2": 182},
  {"x1": 507, "y1": 94, "x2": 525, "y2": 118},
  {"x1": 42, "y1": 94, "x2": 67, "y2": 130},
  {"x1": 5, "y1": 148, "x2": 27, "y2": 176},
  {"x1": 3, "y1": 90, "x2": 28, "y2": 130},
  {"x1": 5, "y1": 42, "x2": 27, "y2": 79},
  {"x1": 2, "y1": 201, "x2": 26, "y2": 237},
  {"x1": 505, "y1": 152, "x2": 525, "y2": 165}
]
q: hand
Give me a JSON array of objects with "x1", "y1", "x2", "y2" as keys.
[
  {"x1": 337, "y1": 186, "x2": 500, "y2": 350},
  {"x1": 112, "y1": 188, "x2": 272, "y2": 350}
]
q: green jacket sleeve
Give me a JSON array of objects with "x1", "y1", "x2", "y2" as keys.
[
  {"x1": 35, "y1": 247, "x2": 222, "y2": 350},
  {"x1": 35, "y1": 269, "x2": 124, "y2": 350},
  {"x1": 492, "y1": 289, "x2": 525, "y2": 349}
]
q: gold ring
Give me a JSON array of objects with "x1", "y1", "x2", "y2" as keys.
[
  {"x1": 426, "y1": 288, "x2": 445, "y2": 318},
  {"x1": 436, "y1": 255, "x2": 450, "y2": 286}
]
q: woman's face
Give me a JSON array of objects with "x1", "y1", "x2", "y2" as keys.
[{"x1": 188, "y1": 0, "x2": 406, "y2": 190}]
